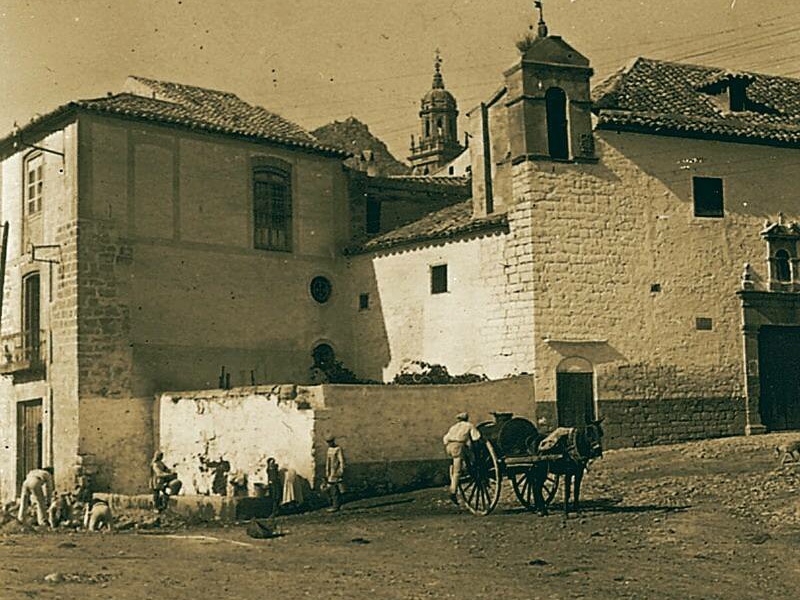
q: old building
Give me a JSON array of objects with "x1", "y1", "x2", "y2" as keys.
[
  {"x1": 347, "y1": 16, "x2": 800, "y2": 447},
  {"x1": 3, "y1": 15, "x2": 800, "y2": 502},
  {"x1": 0, "y1": 76, "x2": 467, "y2": 501}
]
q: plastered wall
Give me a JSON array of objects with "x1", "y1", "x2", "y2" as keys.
[
  {"x1": 158, "y1": 386, "x2": 319, "y2": 495},
  {"x1": 347, "y1": 230, "x2": 526, "y2": 382},
  {"x1": 81, "y1": 115, "x2": 354, "y2": 398}
]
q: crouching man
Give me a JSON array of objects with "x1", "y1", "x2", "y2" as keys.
[
  {"x1": 442, "y1": 412, "x2": 481, "y2": 505},
  {"x1": 17, "y1": 467, "x2": 54, "y2": 527},
  {"x1": 84, "y1": 499, "x2": 113, "y2": 531}
]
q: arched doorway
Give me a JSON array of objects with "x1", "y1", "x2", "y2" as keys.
[{"x1": 556, "y1": 357, "x2": 595, "y2": 427}]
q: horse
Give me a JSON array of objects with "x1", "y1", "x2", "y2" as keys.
[{"x1": 531, "y1": 419, "x2": 604, "y2": 517}]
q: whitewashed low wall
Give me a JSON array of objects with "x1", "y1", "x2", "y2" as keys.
[{"x1": 158, "y1": 386, "x2": 319, "y2": 495}]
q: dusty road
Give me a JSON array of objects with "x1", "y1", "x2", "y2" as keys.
[{"x1": 2, "y1": 433, "x2": 799, "y2": 600}]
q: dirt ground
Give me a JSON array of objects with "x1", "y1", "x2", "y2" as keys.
[{"x1": 2, "y1": 432, "x2": 799, "y2": 600}]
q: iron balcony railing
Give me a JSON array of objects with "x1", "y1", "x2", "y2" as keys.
[{"x1": 0, "y1": 331, "x2": 47, "y2": 375}]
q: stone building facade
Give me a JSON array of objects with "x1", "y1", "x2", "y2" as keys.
[{"x1": 347, "y1": 26, "x2": 800, "y2": 447}]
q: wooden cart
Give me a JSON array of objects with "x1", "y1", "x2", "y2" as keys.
[{"x1": 457, "y1": 412, "x2": 560, "y2": 516}]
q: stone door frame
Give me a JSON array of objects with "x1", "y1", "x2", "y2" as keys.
[{"x1": 738, "y1": 290, "x2": 800, "y2": 434}]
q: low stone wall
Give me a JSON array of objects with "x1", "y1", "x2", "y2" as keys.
[
  {"x1": 156, "y1": 376, "x2": 536, "y2": 501},
  {"x1": 599, "y1": 397, "x2": 746, "y2": 448},
  {"x1": 314, "y1": 376, "x2": 536, "y2": 494}
]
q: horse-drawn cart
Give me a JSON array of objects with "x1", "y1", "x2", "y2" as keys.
[{"x1": 457, "y1": 412, "x2": 603, "y2": 516}]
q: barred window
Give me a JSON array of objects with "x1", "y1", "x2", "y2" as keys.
[
  {"x1": 253, "y1": 167, "x2": 292, "y2": 252},
  {"x1": 25, "y1": 153, "x2": 44, "y2": 215}
]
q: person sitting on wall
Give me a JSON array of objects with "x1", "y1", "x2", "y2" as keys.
[
  {"x1": 17, "y1": 466, "x2": 54, "y2": 527},
  {"x1": 324, "y1": 435, "x2": 346, "y2": 512},
  {"x1": 150, "y1": 451, "x2": 178, "y2": 513},
  {"x1": 442, "y1": 412, "x2": 481, "y2": 505}
]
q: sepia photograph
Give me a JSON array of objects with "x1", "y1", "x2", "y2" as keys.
[{"x1": 0, "y1": 0, "x2": 799, "y2": 598}]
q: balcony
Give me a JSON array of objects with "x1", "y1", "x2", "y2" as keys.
[{"x1": 0, "y1": 331, "x2": 47, "y2": 376}]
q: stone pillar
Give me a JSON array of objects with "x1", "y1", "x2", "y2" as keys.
[{"x1": 741, "y1": 324, "x2": 766, "y2": 435}]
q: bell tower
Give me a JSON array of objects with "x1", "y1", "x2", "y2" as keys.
[
  {"x1": 504, "y1": 1, "x2": 595, "y2": 163},
  {"x1": 408, "y1": 51, "x2": 465, "y2": 175}
]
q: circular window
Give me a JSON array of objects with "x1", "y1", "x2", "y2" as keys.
[{"x1": 310, "y1": 276, "x2": 332, "y2": 304}]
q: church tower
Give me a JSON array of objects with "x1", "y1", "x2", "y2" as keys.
[
  {"x1": 408, "y1": 52, "x2": 465, "y2": 175},
  {"x1": 504, "y1": 1, "x2": 595, "y2": 163}
]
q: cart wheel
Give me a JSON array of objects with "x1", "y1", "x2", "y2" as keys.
[
  {"x1": 458, "y1": 439, "x2": 501, "y2": 516},
  {"x1": 510, "y1": 468, "x2": 560, "y2": 509},
  {"x1": 510, "y1": 468, "x2": 536, "y2": 510},
  {"x1": 543, "y1": 470, "x2": 560, "y2": 505}
]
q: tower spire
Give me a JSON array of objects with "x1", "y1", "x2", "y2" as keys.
[
  {"x1": 535, "y1": 0, "x2": 548, "y2": 38},
  {"x1": 432, "y1": 49, "x2": 444, "y2": 89}
]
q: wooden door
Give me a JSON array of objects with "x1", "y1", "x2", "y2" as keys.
[
  {"x1": 556, "y1": 372, "x2": 595, "y2": 427},
  {"x1": 16, "y1": 399, "x2": 43, "y2": 490},
  {"x1": 758, "y1": 325, "x2": 800, "y2": 431}
]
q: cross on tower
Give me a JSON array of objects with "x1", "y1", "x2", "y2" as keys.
[
  {"x1": 534, "y1": 0, "x2": 548, "y2": 38},
  {"x1": 434, "y1": 48, "x2": 442, "y2": 73}
]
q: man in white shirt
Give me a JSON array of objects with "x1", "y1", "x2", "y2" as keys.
[
  {"x1": 442, "y1": 412, "x2": 481, "y2": 504},
  {"x1": 17, "y1": 467, "x2": 54, "y2": 526}
]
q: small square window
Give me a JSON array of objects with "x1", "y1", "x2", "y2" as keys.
[
  {"x1": 695, "y1": 317, "x2": 713, "y2": 331},
  {"x1": 431, "y1": 264, "x2": 448, "y2": 294},
  {"x1": 693, "y1": 177, "x2": 724, "y2": 218},
  {"x1": 359, "y1": 293, "x2": 369, "y2": 310},
  {"x1": 650, "y1": 283, "x2": 661, "y2": 293}
]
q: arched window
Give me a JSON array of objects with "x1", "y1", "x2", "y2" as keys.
[
  {"x1": 253, "y1": 167, "x2": 292, "y2": 252},
  {"x1": 775, "y1": 249, "x2": 791, "y2": 282},
  {"x1": 545, "y1": 87, "x2": 569, "y2": 160},
  {"x1": 312, "y1": 343, "x2": 335, "y2": 369}
]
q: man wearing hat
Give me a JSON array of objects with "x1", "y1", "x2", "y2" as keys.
[
  {"x1": 442, "y1": 412, "x2": 481, "y2": 504},
  {"x1": 324, "y1": 434, "x2": 346, "y2": 512}
]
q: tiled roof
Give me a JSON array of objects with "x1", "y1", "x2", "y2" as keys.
[
  {"x1": 346, "y1": 200, "x2": 508, "y2": 255},
  {"x1": 593, "y1": 57, "x2": 800, "y2": 146},
  {"x1": 2, "y1": 76, "x2": 347, "y2": 157},
  {"x1": 386, "y1": 175, "x2": 470, "y2": 187}
]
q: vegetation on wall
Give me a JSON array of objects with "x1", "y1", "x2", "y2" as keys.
[{"x1": 392, "y1": 361, "x2": 488, "y2": 385}]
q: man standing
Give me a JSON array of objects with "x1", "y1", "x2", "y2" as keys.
[
  {"x1": 324, "y1": 435, "x2": 345, "y2": 512},
  {"x1": 17, "y1": 466, "x2": 54, "y2": 526},
  {"x1": 443, "y1": 412, "x2": 481, "y2": 504}
]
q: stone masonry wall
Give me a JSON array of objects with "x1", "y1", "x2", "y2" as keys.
[
  {"x1": 509, "y1": 131, "x2": 800, "y2": 439},
  {"x1": 600, "y1": 397, "x2": 746, "y2": 449}
]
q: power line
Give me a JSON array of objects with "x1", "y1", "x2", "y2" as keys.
[{"x1": 670, "y1": 25, "x2": 800, "y2": 62}]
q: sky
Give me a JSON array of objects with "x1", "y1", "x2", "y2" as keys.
[{"x1": 1, "y1": 0, "x2": 798, "y2": 160}]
